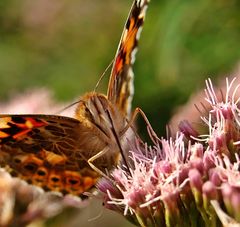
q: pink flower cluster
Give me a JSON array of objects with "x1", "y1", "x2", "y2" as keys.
[{"x1": 98, "y1": 78, "x2": 240, "y2": 227}]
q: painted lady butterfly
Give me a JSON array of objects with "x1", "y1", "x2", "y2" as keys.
[{"x1": 0, "y1": 0, "x2": 150, "y2": 197}]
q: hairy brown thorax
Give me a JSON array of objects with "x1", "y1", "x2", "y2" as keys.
[{"x1": 75, "y1": 92, "x2": 126, "y2": 170}]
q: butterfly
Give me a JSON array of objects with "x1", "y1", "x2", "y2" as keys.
[{"x1": 0, "y1": 0, "x2": 150, "y2": 197}]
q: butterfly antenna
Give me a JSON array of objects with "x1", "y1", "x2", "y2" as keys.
[
  {"x1": 94, "y1": 59, "x2": 114, "y2": 92},
  {"x1": 55, "y1": 100, "x2": 83, "y2": 115},
  {"x1": 56, "y1": 59, "x2": 114, "y2": 115}
]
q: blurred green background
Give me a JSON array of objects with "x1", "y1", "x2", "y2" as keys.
[
  {"x1": 1, "y1": 0, "x2": 240, "y2": 135},
  {"x1": 0, "y1": 0, "x2": 240, "y2": 226}
]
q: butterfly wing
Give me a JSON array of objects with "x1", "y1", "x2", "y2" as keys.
[
  {"x1": 107, "y1": 0, "x2": 150, "y2": 117},
  {"x1": 0, "y1": 115, "x2": 99, "y2": 197}
]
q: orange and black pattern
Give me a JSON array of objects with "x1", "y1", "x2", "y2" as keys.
[
  {"x1": 0, "y1": 0, "x2": 150, "y2": 197},
  {"x1": 0, "y1": 115, "x2": 98, "y2": 197},
  {"x1": 107, "y1": 0, "x2": 149, "y2": 117}
]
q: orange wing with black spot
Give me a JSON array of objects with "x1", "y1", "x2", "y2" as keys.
[
  {"x1": 0, "y1": 115, "x2": 98, "y2": 198},
  {"x1": 107, "y1": 0, "x2": 150, "y2": 117}
]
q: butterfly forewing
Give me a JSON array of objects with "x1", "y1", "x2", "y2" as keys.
[{"x1": 107, "y1": 0, "x2": 150, "y2": 117}]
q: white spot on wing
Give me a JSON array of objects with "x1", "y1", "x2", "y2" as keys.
[
  {"x1": 136, "y1": 26, "x2": 143, "y2": 41},
  {"x1": 126, "y1": 68, "x2": 134, "y2": 116},
  {"x1": 131, "y1": 47, "x2": 138, "y2": 64}
]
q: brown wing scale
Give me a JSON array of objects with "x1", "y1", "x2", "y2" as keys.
[{"x1": 0, "y1": 115, "x2": 99, "y2": 197}]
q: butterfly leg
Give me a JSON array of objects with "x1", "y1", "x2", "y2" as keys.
[
  {"x1": 87, "y1": 148, "x2": 112, "y2": 180},
  {"x1": 121, "y1": 107, "x2": 160, "y2": 144}
]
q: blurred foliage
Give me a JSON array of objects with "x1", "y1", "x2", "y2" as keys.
[
  {"x1": 0, "y1": 0, "x2": 240, "y2": 136},
  {"x1": 0, "y1": 0, "x2": 240, "y2": 225}
]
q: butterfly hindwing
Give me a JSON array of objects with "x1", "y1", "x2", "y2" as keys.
[
  {"x1": 107, "y1": 0, "x2": 150, "y2": 117},
  {"x1": 0, "y1": 115, "x2": 98, "y2": 197}
]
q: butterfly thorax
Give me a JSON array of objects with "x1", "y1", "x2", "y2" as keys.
[{"x1": 74, "y1": 92, "x2": 126, "y2": 170}]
